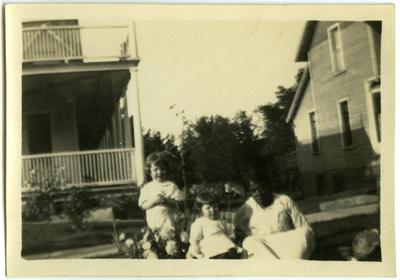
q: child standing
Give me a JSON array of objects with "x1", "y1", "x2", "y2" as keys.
[
  {"x1": 138, "y1": 152, "x2": 184, "y2": 239},
  {"x1": 188, "y1": 192, "x2": 242, "y2": 259}
]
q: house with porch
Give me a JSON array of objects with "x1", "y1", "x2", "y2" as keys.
[
  {"x1": 286, "y1": 21, "x2": 381, "y2": 198},
  {"x1": 21, "y1": 19, "x2": 145, "y2": 195}
]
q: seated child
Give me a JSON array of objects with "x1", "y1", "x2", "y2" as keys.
[
  {"x1": 188, "y1": 192, "x2": 242, "y2": 259},
  {"x1": 138, "y1": 152, "x2": 184, "y2": 239}
]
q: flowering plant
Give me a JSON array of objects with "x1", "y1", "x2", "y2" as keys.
[{"x1": 112, "y1": 220, "x2": 189, "y2": 259}]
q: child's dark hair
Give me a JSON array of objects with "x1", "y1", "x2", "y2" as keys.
[
  {"x1": 145, "y1": 152, "x2": 169, "y2": 175},
  {"x1": 195, "y1": 192, "x2": 218, "y2": 214}
]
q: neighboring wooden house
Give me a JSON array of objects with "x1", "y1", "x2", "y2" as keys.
[
  {"x1": 286, "y1": 21, "x2": 381, "y2": 197},
  {"x1": 22, "y1": 19, "x2": 145, "y2": 194}
]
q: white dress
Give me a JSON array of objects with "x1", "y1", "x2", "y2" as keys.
[
  {"x1": 138, "y1": 181, "x2": 184, "y2": 237},
  {"x1": 234, "y1": 194, "x2": 315, "y2": 259},
  {"x1": 189, "y1": 216, "x2": 236, "y2": 258}
]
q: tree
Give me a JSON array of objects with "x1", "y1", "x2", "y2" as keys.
[
  {"x1": 182, "y1": 112, "x2": 263, "y2": 185},
  {"x1": 231, "y1": 111, "x2": 265, "y2": 181},
  {"x1": 183, "y1": 115, "x2": 237, "y2": 183},
  {"x1": 143, "y1": 130, "x2": 182, "y2": 186},
  {"x1": 256, "y1": 68, "x2": 304, "y2": 190},
  {"x1": 258, "y1": 68, "x2": 303, "y2": 156}
]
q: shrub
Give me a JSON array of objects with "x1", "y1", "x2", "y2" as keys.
[
  {"x1": 62, "y1": 187, "x2": 100, "y2": 231},
  {"x1": 107, "y1": 193, "x2": 145, "y2": 220},
  {"x1": 22, "y1": 166, "x2": 66, "y2": 222},
  {"x1": 22, "y1": 191, "x2": 56, "y2": 222}
]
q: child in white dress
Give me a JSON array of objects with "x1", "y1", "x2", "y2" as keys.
[
  {"x1": 188, "y1": 192, "x2": 242, "y2": 259},
  {"x1": 138, "y1": 152, "x2": 184, "y2": 239}
]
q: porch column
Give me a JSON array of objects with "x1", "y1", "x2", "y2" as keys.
[{"x1": 127, "y1": 67, "x2": 145, "y2": 186}]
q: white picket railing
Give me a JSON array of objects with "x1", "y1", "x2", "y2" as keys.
[
  {"x1": 22, "y1": 24, "x2": 134, "y2": 63},
  {"x1": 22, "y1": 148, "x2": 136, "y2": 192}
]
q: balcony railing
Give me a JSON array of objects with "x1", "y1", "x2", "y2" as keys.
[
  {"x1": 22, "y1": 24, "x2": 137, "y2": 63},
  {"x1": 22, "y1": 148, "x2": 136, "y2": 192}
]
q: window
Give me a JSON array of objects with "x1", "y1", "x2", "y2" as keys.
[
  {"x1": 328, "y1": 24, "x2": 345, "y2": 74},
  {"x1": 372, "y1": 92, "x2": 381, "y2": 142},
  {"x1": 308, "y1": 111, "x2": 320, "y2": 154},
  {"x1": 338, "y1": 100, "x2": 354, "y2": 148}
]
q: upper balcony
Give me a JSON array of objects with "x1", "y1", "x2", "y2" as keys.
[{"x1": 22, "y1": 20, "x2": 139, "y2": 74}]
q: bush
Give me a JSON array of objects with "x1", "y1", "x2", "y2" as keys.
[
  {"x1": 62, "y1": 187, "x2": 101, "y2": 230},
  {"x1": 22, "y1": 166, "x2": 67, "y2": 222},
  {"x1": 102, "y1": 193, "x2": 145, "y2": 220},
  {"x1": 22, "y1": 191, "x2": 56, "y2": 222}
]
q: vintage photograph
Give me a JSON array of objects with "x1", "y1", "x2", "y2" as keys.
[{"x1": 5, "y1": 4, "x2": 395, "y2": 277}]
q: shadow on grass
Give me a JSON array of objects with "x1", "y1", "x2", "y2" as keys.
[{"x1": 22, "y1": 220, "x2": 146, "y2": 256}]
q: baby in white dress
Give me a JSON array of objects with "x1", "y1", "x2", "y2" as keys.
[
  {"x1": 138, "y1": 152, "x2": 184, "y2": 239},
  {"x1": 188, "y1": 192, "x2": 242, "y2": 259}
]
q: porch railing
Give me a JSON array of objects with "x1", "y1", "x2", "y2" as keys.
[
  {"x1": 22, "y1": 24, "x2": 136, "y2": 63},
  {"x1": 22, "y1": 148, "x2": 136, "y2": 192}
]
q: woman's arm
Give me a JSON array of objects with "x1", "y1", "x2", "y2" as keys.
[
  {"x1": 233, "y1": 203, "x2": 251, "y2": 235},
  {"x1": 284, "y1": 196, "x2": 310, "y2": 229}
]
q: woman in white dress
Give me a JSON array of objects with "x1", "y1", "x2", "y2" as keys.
[{"x1": 234, "y1": 170, "x2": 315, "y2": 259}]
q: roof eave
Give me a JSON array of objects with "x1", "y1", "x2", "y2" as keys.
[
  {"x1": 295, "y1": 21, "x2": 318, "y2": 62},
  {"x1": 286, "y1": 66, "x2": 310, "y2": 123}
]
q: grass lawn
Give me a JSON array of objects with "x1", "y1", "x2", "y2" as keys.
[
  {"x1": 22, "y1": 213, "x2": 380, "y2": 260},
  {"x1": 22, "y1": 220, "x2": 145, "y2": 256},
  {"x1": 311, "y1": 213, "x2": 380, "y2": 260}
]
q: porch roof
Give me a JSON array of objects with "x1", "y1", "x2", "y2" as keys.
[{"x1": 23, "y1": 59, "x2": 139, "y2": 76}]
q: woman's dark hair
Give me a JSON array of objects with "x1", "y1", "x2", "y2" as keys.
[
  {"x1": 244, "y1": 169, "x2": 271, "y2": 190},
  {"x1": 195, "y1": 192, "x2": 218, "y2": 215},
  {"x1": 145, "y1": 152, "x2": 169, "y2": 175}
]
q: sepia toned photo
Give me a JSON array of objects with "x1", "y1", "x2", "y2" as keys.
[{"x1": 5, "y1": 4, "x2": 395, "y2": 277}]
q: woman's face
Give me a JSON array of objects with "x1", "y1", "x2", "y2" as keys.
[
  {"x1": 150, "y1": 163, "x2": 166, "y2": 182},
  {"x1": 201, "y1": 203, "x2": 218, "y2": 220},
  {"x1": 249, "y1": 181, "x2": 273, "y2": 207}
]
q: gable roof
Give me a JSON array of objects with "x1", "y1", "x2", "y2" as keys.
[
  {"x1": 285, "y1": 21, "x2": 316, "y2": 123},
  {"x1": 286, "y1": 66, "x2": 310, "y2": 123},
  {"x1": 295, "y1": 21, "x2": 317, "y2": 62}
]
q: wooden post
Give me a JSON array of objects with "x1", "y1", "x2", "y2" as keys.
[
  {"x1": 129, "y1": 21, "x2": 139, "y2": 60},
  {"x1": 125, "y1": 21, "x2": 145, "y2": 187},
  {"x1": 126, "y1": 67, "x2": 145, "y2": 186}
]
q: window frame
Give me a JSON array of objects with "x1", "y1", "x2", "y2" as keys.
[
  {"x1": 307, "y1": 109, "x2": 320, "y2": 154},
  {"x1": 371, "y1": 90, "x2": 381, "y2": 143},
  {"x1": 327, "y1": 23, "x2": 346, "y2": 75},
  {"x1": 337, "y1": 98, "x2": 355, "y2": 150}
]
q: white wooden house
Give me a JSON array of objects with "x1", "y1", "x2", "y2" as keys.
[
  {"x1": 22, "y1": 19, "x2": 145, "y2": 193},
  {"x1": 286, "y1": 21, "x2": 381, "y2": 197}
]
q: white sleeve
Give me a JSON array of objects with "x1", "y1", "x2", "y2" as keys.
[
  {"x1": 189, "y1": 219, "x2": 204, "y2": 245},
  {"x1": 138, "y1": 184, "x2": 153, "y2": 208},
  {"x1": 282, "y1": 195, "x2": 310, "y2": 229}
]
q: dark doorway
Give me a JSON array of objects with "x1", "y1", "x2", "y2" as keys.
[{"x1": 27, "y1": 113, "x2": 52, "y2": 154}]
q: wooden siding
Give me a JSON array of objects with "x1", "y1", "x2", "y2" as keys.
[
  {"x1": 293, "y1": 82, "x2": 324, "y2": 174},
  {"x1": 307, "y1": 22, "x2": 376, "y2": 170},
  {"x1": 309, "y1": 21, "x2": 353, "y2": 50},
  {"x1": 293, "y1": 22, "x2": 380, "y2": 196}
]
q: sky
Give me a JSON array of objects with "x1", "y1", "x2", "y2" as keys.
[
  {"x1": 133, "y1": 20, "x2": 306, "y2": 137},
  {"x1": 78, "y1": 19, "x2": 306, "y2": 138}
]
